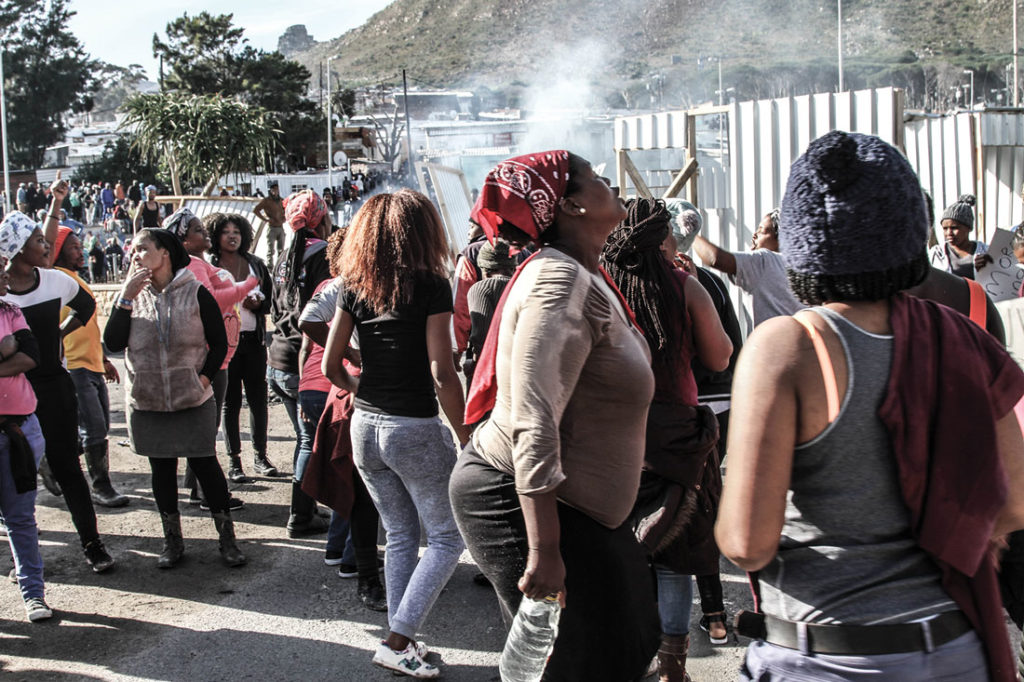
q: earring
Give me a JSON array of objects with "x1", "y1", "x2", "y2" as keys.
[{"x1": 579, "y1": 207, "x2": 586, "y2": 215}]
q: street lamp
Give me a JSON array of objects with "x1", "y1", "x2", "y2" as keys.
[
  {"x1": 326, "y1": 53, "x2": 342, "y2": 191},
  {"x1": 1015, "y1": 0, "x2": 1020, "y2": 106},
  {"x1": 0, "y1": 49, "x2": 10, "y2": 215},
  {"x1": 964, "y1": 69, "x2": 975, "y2": 110}
]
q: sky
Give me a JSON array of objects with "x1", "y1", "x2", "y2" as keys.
[{"x1": 66, "y1": 0, "x2": 395, "y2": 80}]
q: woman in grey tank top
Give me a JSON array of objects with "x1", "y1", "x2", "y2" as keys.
[{"x1": 716, "y1": 131, "x2": 1024, "y2": 682}]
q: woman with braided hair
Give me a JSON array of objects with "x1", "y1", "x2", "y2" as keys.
[
  {"x1": 268, "y1": 190, "x2": 333, "y2": 537},
  {"x1": 602, "y1": 198, "x2": 732, "y2": 682}
]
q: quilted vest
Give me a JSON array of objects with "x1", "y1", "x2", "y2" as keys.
[{"x1": 125, "y1": 268, "x2": 212, "y2": 412}]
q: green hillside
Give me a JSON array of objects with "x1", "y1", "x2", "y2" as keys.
[{"x1": 293, "y1": 0, "x2": 1022, "y2": 109}]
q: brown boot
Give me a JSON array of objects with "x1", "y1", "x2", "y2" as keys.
[{"x1": 657, "y1": 634, "x2": 692, "y2": 682}]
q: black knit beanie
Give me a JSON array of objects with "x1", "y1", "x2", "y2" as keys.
[
  {"x1": 941, "y1": 194, "x2": 977, "y2": 230},
  {"x1": 780, "y1": 130, "x2": 930, "y2": 305},
  {"x1": 477, "y1": 238, "x2": 514, "y2": 272}
]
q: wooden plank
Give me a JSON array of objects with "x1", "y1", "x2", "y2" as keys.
[
  {"x1": 619, "y1": 150, "x2": 654, "y2": 199},
  {"x1": 662, "y1": 157, "x2": 699, "y2": 199},
  {"x1": 616, "y1": 149, "x2": 628, "y2": 198},
  {"x1": 686, "y1": 113, "x2": 698, "y2": 205}
]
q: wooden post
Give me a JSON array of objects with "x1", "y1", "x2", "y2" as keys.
[
  {"x1": 616, "y1": 149, "x2": 628, "y2": 198},
  {"x1": 685, "y1": 113, "x2": 699, "y2": 205}
]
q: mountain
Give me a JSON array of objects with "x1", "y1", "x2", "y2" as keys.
[{"x1": 289, "y1": 0, "x2": 1021, "y2": 109}]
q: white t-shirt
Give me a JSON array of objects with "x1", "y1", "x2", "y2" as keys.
[{"x1": 732, "y1": 249, "x2": 806, "y2": 326}]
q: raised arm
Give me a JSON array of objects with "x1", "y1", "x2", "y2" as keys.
[
  {"x1": 43, "y1": 173, "x2": 69, "y2": 268},
  {"x1": 693, "y1": 235, "x2": 737, "y2": 276}
]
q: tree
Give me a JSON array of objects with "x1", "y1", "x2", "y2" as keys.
[
  {"x1": 153, "y1": 12, "x2": 322, "y2": 171},
  {"x1": 73, "y1": 136, "x2": 162, "y2": 187},
  {"x1": 121, "y1": 92, "x2": 280, "y2": 196},
  {"x1": 370, "y1": 106, "x2": 407, "y2": 167},
  {"x1": 152, "y1": 12, "x2": 246, "y2": 95},
  {"x1": 2, "y1": 0, "x2": 95, "y2": 168}
]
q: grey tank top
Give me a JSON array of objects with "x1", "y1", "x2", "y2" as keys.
[{"x1": 759, "y1": 307, "x2": 957, "y2": 625}]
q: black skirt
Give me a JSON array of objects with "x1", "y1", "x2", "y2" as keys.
[{"x1": 450, "y1": 444, "x2": 660, "y2": 682}]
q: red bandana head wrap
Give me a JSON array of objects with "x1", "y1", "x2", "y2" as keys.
[
  {"x1": 285, "y1": 189, "x2": 328, "y2": 233},
  {"x1": 53, "y1": 226, "x2": 73, "y2": 261},
  {"x1": 470, "y1": 150, "x2": 570, "y2": 242}
]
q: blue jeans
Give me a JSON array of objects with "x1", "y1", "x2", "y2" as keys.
[
  {"x1": 326, "y1": 511, "x2": 357, "y2": 563},
  {"x1": 296, "y1": 389, "x2": 328, "y2": 483},
  {"x1": 655, "y1": 565, "x2": 694, "y2": 636},
  {"x1": 266, "y1": 367, "x2": 300, "y2": 471},
  {"x1": 350, "y1": 409, "x2": 464, "y2": 639},
  {"x1": 70, "y1": 368, "x2": 109, "y2": 448},
  {"x1": 0, "y1": 415, "x2": 46, "y2": 600}
]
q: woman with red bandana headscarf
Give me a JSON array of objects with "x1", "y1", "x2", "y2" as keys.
[
  {"x1": 268, "y1": 190, "x2": 333, "y2": 537},
  {"x1": 449, "y1": 151, "x2": 661, "y2": 681}
]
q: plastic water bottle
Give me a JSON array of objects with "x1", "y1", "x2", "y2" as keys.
[{"x1": 499, "y1": 596, "x2": 561, "y2": 682}]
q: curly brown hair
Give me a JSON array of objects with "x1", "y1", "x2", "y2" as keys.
[
  {"x1": 339, "y1": 189, "x2": 450, "y2": 313},
  {"x1": 325, "y1": 227, "x2": 347, "y2": 278}
]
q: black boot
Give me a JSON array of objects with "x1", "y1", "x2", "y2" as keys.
[
  {"x1": 286, "y1": 482, "x2": 329, "y2": 538},
  {"x1": 85, "y1": 442, "x2": 129, "y2": 508},
  {"x1": 253, "y1": 452, "x2": 279, "y2": 477},
  {"x1": 210, "y1": 511, "x2": 247, "y2": 567},
  {"x1": 226, "y1": 455, "x2": 249, "y2": 483},
  {"x1": 38, "y1": 456, "x2": 62, "y2": 496},
  {"x1": 157, "y1": 512, "x2": 184, "y2": 569},
  {"x1": 358, "y1": 574, "x2": 387, "y2": 612}
]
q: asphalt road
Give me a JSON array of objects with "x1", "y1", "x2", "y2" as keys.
[{"x1": 0, "y1": 356, "x2": 753, "y2": 681}]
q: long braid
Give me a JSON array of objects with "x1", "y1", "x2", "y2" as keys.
[{"x1": 601, "y1": 198, "x2": 684, "y2": 371}]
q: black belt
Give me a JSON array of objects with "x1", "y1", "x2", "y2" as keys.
[{"x1": 763, "y1": 610, "x2": 972, "y2": 655}]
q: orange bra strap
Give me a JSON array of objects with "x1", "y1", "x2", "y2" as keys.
[
  {"x1": 795, "y1": 313, "x2": 840, "y2": 424},
  {"x1": 966, "y1": 279, "x2": 987, "y2": 330}
]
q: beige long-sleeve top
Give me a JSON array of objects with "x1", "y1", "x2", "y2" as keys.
[{"x1": 472, "y1": 248, "x2": 655, "y2": 529}]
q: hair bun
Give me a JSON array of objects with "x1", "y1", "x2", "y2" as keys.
[
  {"x1": 957, "y1": 194, "x2": 977, "y2": 206},
  {"x1": 805, "y1": 130, "x2": 859, "y2": 192}
]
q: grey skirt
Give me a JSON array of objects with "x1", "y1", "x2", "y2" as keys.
[{"x1": 128, "y1": 398, "x2": 217, "y2": 459}]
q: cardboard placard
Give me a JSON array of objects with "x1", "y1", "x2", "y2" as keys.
[{"x1": 977, "y1": 228, "x2": 1024, "y2": 302}]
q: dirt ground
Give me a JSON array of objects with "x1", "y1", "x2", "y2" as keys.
[{"x1": 0, "y1": 355, "x2": 753, "y2": 681}]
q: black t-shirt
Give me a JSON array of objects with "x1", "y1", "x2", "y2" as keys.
[{"x1": 340, "y1": 273, "x2": 453, "y2": 418}]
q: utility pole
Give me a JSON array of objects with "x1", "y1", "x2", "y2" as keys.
[
  {"x1": 327, "y1": 54, "x2": 341, "y2": 189},
  {"x1": 0, "y1": 49, "x2": 10, "y2": 216},
  {"x1": 837, "y1": 0, "x2": 845, "y2": 92},
  {"x1": 403, "y1": 69, "x2": 413, "y2": 173},
  {"x1": 1007, "y1": 0, "x2": 1015, "y2": 106}
]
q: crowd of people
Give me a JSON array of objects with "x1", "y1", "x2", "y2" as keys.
[{"x1": 3, "y1": 134, "x2": 1024, "y2": 682}]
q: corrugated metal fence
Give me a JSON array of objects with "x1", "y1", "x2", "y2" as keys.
[{"x1": 616, "y1": 87, "x2": 1024, "y2": 333}]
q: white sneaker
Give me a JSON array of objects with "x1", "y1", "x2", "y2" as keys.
[
  {"x1": 372, "y1": 640, "x2": 440, "y2": 678},
  {"x1": 25, "y1": 597, "x2": 52, "y2": 622}
]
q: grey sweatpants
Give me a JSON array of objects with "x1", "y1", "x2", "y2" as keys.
[
  {"x1": 740, "y1": 629, "x2": 988, "y2": 681},
  {"x1": 350, "y1": 409, "x2": 464, "y2": 640}
]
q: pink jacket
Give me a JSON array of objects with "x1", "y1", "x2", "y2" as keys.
[{"x1": 187, "y1": 256, "x2": 258, "y2": 369}]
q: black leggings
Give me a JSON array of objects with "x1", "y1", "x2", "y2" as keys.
[
  {"x1": 696, "y1": 573, "x2": 725, "y2": 614},
  {"x1": 152, "y1": 457, "x2": 230, "y2": 514},
  {"x1": 350, "y1": 469, "x2": 382, "y2": 579},
  {"x1": 222, "y1": 332, "x2": 268, "y2": 456},
  {"x1": 31, "y1": 372, "x2": 98, "y2": 547},
  {"x1": 450, "y1": 444, "x2": 660, "y2": 682}
]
